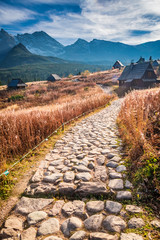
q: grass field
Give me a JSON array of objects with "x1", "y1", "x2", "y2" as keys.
[
  {"x1": 0, "y1": 81, "x2": 114, "y2": 173},
  {"x1": 118, "y1": 88, "x2": 160, "y2": 199}
]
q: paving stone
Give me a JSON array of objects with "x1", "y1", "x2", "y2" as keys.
[
  {"x1": 125, "y1": 180, "x2": 133, "y2": 189},
  {"x1": 84, "y1": 214, "x2": 104, "y2": 231},
  {"x1": 107, "y1": 153, "x2": 115, "y2": 159},
  {"x1": 108, "y1": 179, "x2": 124, "y2": 190},
  {"x1": 96, "y1": 156, "x2": 105, "y2": 165},
  {"x1": 49, "y1": 200, "x2": 65, "y2": 216},
  {"x1": 116, "y1": 191, "x2": 132, "y2": 200},
  {"x1": 103, "y1": 215, "x2": 126, "y2": 232},
  {"x1": 125, "y1": 205, "x2": 143, "y2": 213},
  {"x1": 49, "y1": 160, "x2": 64, "y2": 166},
  {"x1": 61, "y1": 217, "x2": 83, "y2": 237},
  {"x1": 128, "y1": 217, "x2": 145, "y2": 228},
  {"x1": 33, "y1": 183, "x2": 57, "y2": 195},
  {"x1": 151, "y1": 219, "x2": 160, "y2": 228},
  {"x1": 90, "y1": 232, "x2": 118, "y2": 240},
  {"x1": 76, "y1": 182, "x2": 107, "y2": 196},
  {"x1": 86, "y1": 201, "x2": 104, "y2": 213},
  {"x1": 88, "y1": 162, "x2": 95, "y2": 169},
  {"x1": 21, "y1": 227, "x2": 37, "y2": 240},
  {"x1": 101, "y1": 149, "x2": 110, "y2": 155},
  {"x1": 5, "y1": 216, "x2": 23, "y2": 231},
  {"x1": 105, "y1": 201, "x2": 122, "y2": 214},
  {"x1": 106, "y1": 161, "x2": 118, "y2": 168},
  {"x1": 116, "y1": 165, "x2": 126, "y2": 172},
  {"x1": 62, "y1": 201, "x2": 85, "y2": 217},
  {"x1": 31, "y1": 169, "x2": 44, "y2": 182},
  {"x1": 16, "y1": 198, "x2": 53, "y2": 214},
  {"x1": 48, "y1": 166, "x2": 56, "y2": 172},
  {"x1": 72, "y1": 165, "x2": 91, "y2": 172},
  {"x1": 0, "y1": 228, "x2": 18, "y2": 238},
  {"x1": 58, "y1": 182, "x2": 76, "y2": 194},
  {"x1": 64, "y1": 171, "x2": 75, "y2": 182},
  {"x1": 111, "y1": 156, "x2": 121, "y2": 162},
  {"x1": 94, "y1": 166, "x2": 107, "y2": 182},
  {"x1": 43, "y1": 173, "x2": 63, "y2": 183},
  {"x1": 120, "y1": 233, "x2": 143, "y2": 240},
  {"x1": 38, "y1": 218, "x2": 59, "y2": 236},
  {"x1": 77, "y1": 154, "x2": 85, "y2": 159},
  {"x1": 69, "y1": 230, "x2": 86, "y2": 240},
  {"x1": 76, "y1": 172, "x2": 92, "y2": 181},
  {"x1": 44, "y1": 237, "x2": 63, "y2": 240},
  {"x1": 27, "y1": 211, "x2": 47, "y2": 225},
  {"x1": 109, "y1": 172, "x2": 122, "y2": 179}
]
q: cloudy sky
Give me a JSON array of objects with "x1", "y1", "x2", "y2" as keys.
[{"x1": 1, "y1": 0, "x2": 160, "y2": 45}]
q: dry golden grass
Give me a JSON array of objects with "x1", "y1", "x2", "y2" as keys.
[
  {"x1": 0, "y1": 81, "x2": 96, "y2": 110},
  {"x1": 67, "y1": 69, "x2": 121, "y2": 85},
  {"x1": 0, "y1": 84, "x2": 113, "y2": 173},
  {"x1": 118, "y1": 88, "x2": 160, "y2": 194}
]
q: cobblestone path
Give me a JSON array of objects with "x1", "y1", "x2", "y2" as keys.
[{"x1": 1, "y1": 100, "x2": 159, "y2": 240}]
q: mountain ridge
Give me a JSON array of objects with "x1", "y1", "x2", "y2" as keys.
[{"x1": 0, "y1": 29, "x2": 160, "y2": 64}]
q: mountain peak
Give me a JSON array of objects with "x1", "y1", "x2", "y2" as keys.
[
  {"x1": 10, "y1": 43, "x2": 31, "y2": 56},
  {"x1": 76, "y1": 38, "x2": 88, "y2": 43}
]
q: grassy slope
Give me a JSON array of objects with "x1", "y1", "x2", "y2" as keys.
[{"x1": 118, "y1": 88, "x2": 160, "y2": 208}]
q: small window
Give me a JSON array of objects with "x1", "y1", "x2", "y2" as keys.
[{"x1": 148, "y1": 72, "x2": 152, "y2": 77}]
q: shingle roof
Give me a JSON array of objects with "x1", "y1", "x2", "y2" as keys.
[
  {"x1": 8, "y1": 79, "x2": 26, "y2": 87},
  {"x1": 47, "y1": 74, "x2": 61, "y2": 81},
  {"x1": 113, "y1": 60, "x2": 124, "y2": 67},
  {"x1": 153, "y1": 60, "x2": 160, "y2": 66},
  {"x1": 118, "y1": 62, "x2": 154, "y2": 81}
]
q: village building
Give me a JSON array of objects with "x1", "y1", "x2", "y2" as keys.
[
  {"x1": 152, "y1": 59, "x2": 160, "y2": 68},
  {"x1": 8, "y1": 79, "x2": 27, "y2": 90},
  {"x1": 136, "y1": 56, "x2": 145, "y2": 63},
  {"x1": 47, "y1": 74, "x2": 61, "y2": 82},
  {"x1": 113, "y1": 60, "x2": 124, "y2": 69},
  {"x1": 118, "y1": 61, "x2": 157, "y2": 88}
]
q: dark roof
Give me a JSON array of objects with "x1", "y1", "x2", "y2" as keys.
[
  {"x1": 47, "y1": 74, "x2": 61, "y2": 81},
  {"x1": 119, "y1": 62, "x2": 155, "y2": 81},
  {"x1": 8, "y1": 79, "x2": 27, "y2": 87}
]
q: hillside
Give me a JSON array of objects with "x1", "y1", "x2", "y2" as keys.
[
  {"x1": 0, "y1": 29, "x2": 16, "y2": 61},
  {"x1": 0, "y1": 43, "x2": 68, "y2": 68}
]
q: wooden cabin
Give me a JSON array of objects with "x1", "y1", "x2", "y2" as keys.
[
  {"x1": 113, "y1": 60, "x2": 124, "y2": 69},
  {"x1": 47, "y1": 74, "x2": 61, "y2": 82},
  {"x1": 8, "y1": 79, "x2": 27, "y2": 90},
  {"x1": 118, "y1": 62, "x2": 157, "y2": 88},
  {"x1": 152, "y1": 60, "x2": 160, "y2": 68}
]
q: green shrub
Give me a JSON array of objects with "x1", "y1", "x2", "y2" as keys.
[{"x1": 9, "y1": 94, "x2": 24, "y2": 101}]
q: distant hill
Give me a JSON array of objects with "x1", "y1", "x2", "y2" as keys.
[
  {"x1": 0, "y1": 43, "x2": 68, "y2": 68},
  {"x1": 0, "y1": 44, "x2": 106, "y2": 84}
]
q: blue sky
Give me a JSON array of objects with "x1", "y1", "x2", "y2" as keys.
[{"x1": 1, "y1": 0, "x2": 160, "y2": 45}]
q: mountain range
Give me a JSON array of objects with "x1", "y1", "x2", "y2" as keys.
[{"x1": 1, "y1": 29, "x2": 160, "y2": 65}]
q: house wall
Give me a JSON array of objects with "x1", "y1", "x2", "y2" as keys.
[
  {"x1": 125, "y1": 79, "x2": 155, "y2": 89},
  {"x1": 143, "y1": 70, "x2": 156, "y2": 79}
]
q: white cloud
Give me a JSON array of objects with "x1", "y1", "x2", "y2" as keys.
[
  {"x1": 0, "y1": 4, "x2": 35, "y2": 25},
  {"x1": 14, "y1": 0, "x2": 160, "y2": 45}
]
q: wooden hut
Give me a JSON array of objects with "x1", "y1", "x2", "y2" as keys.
[
  {"x1": 113, "y1": 60, "x2": 124, "y2": 69},
  {"x1": 47, "y1": 74, "x2": 61, "y2": 82},
  {"x1": 118, "y1": 62, "x2": 157, "y2": 88},
  {"x1": 8, "y1": 79, "x2": 27, "y2": 89},
  {"x1": 152, "y1": 60, "x2": 160, "y2": 68}
]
